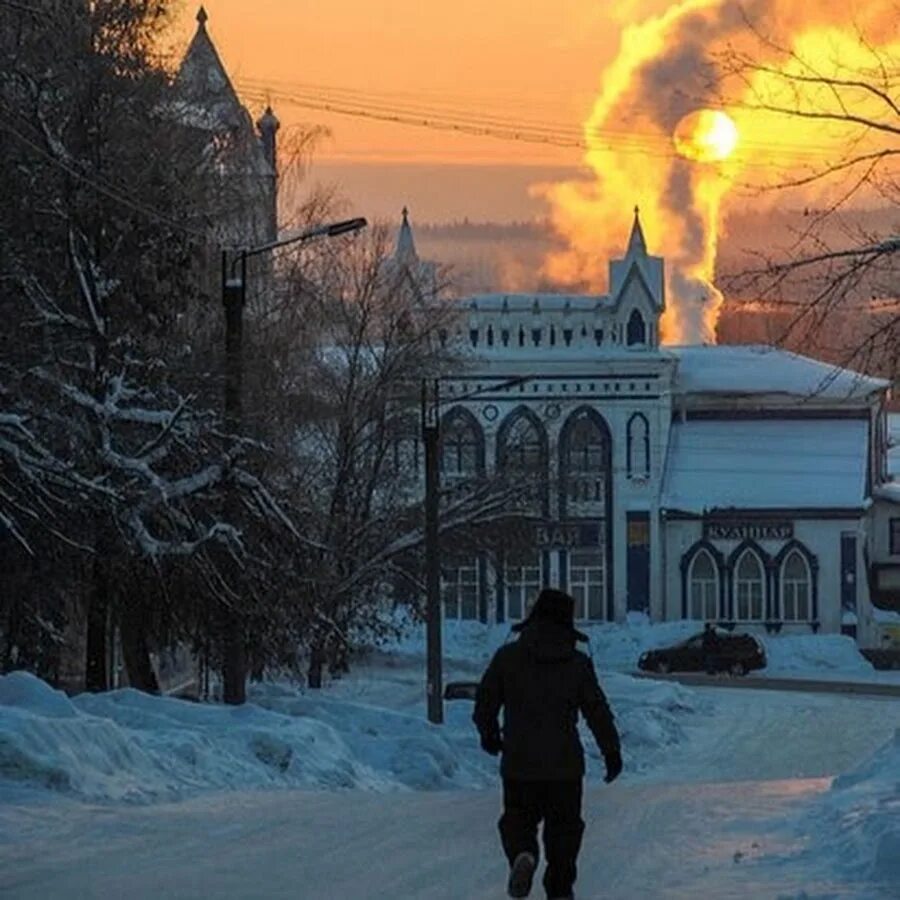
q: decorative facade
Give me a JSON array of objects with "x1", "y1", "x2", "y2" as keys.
[{"x1": 404, "y1": 209, "x2": 896, "y2": 650}]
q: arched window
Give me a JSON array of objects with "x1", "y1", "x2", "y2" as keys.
[
  {"x1": 565, "y1": 415, "x2": 607, "y2": 472},
  {"x1": 626, "y1": 413, "x2": 650, "y2": 479},
  {"x1": 441, "y1": 409, "x2": 482, "y2": 478},
  {"x1": 627, "y1": 309, "x2": 646, "y2": 346},
  {"x1": 560, "y1": 410, "x2": 609, "y2": 509},
  {"x1": 689, "y1": 550, "x2": 719, "y2": 621},
  {"x1": 781, "y1": 551, "x2": 811, "y2": 621},
  {"x1": 735, "y1": 550, "x2": 765, "y2": 621},
  {"x1": 499, "y1": 412, "x2": 544, "y2": 473}
]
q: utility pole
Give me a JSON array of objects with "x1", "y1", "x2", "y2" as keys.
[
  {"x1": 221, "y1": 249, "x2": 247, "y2": 705},
  {"x1": 422, "y1": 377, "x2": 443, "y2": 724},
  {"x1": 219, "y1": 217, "x2": 367, "y2": 706}
]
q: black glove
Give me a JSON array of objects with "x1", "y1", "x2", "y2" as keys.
[
  {"x1": 480, "y1": 731, "x2": 502, "y2": 756},
  {"x1": 604, "y1": 749, "x2": 623, "y2": 784}
]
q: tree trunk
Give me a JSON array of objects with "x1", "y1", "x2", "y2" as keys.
[
  {"x1": 222, "y1": 609, "x2": 246, "y2": 704},
  {"x1": 84, "y1": 553, "x2": 108, "y2": 692},
  {"x1": 307, "y1": 646, "x2": 324, "y2": 689},
  {"x1": 120, "y1": 605, "x2": 159, "y2": 694}
]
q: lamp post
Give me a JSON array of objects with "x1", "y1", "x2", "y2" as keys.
[
  {"x1": 420, "y1": 374, "x2": 528, "y2": 724},
  {"x1": 220, "y1": 217, "x2": 367, "y2": 706},
  {"x1": 421, "y1": 378, "x2": 442, "y2": 724}
]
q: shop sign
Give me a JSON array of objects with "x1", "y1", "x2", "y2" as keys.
[
  {"x1": 703, "y1": 520, "x2": 793, "y2": 541},
  {"x1": 536, "y1": 521, "x2": 602, "y2": 548}
]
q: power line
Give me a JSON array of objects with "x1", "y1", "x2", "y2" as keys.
[
  {"x1": 0, "y1": 112, "x2": 215, "y2": 241},
  {"x1": 235, "y1": 77, "x2": 856, "y2": 164}
]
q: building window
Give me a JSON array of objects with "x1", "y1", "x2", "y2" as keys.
[
  {"x1": 890, "y1": 518, "x2": 900, "y2": 555},
  {"x1": 781, "y1": 550, "x2": 811, "y2": 621},
  {"x1": 441, "y1": 409, "x2": 482, "y2": 479},
  {"x1": 499, "y1": 413, "x2": 544, "y2": 472},
  {"x1": 442, "y1": 560, "x2": 478, "y2": 620},
  {"x1": 569, "y1": 548, "x2": 605, "y2": 620},
  {"x1": 688, "y1": 550, "x2": 719, "y2": 620},
  {"x1": 565, "y1": 416, "x2": 606, "y2": 503},
  {"x1": 565, "y1": 415, "x2": 607, "y2": 471},
  {"x1": 735, "y1": 550, "x2": 765, "y2": 621},
  {"x1": 626, "y1": 413, "x2": 650, "y2": 478},
  {"x1": 627, "y1": 309, "x2": 646, "y2": 346},
  {"x1": 560, "y1": 409, "x2": 610, "y2": 514},
  {"x1": 504, "y1": 556, "x2": 541, "y2": 621},
  {"x1": 390, "y1": 419, "x2": 420, "y2": 474}
]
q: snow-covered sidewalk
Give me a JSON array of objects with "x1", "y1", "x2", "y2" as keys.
[
  {"x1": 2, "y1": 617, "x2": 898, "y2": 898},
  {"x1": 0, "y1": 776, "x2": 892, "y2": 899}
]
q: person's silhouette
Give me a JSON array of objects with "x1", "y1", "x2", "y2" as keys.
[{"x1": 473, "y1": 588, "x2": 622, "y2": 900}]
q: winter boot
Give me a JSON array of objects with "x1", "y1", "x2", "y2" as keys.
[{"x1": 507, "y1": 851, "x2": 537, "y2": 898}]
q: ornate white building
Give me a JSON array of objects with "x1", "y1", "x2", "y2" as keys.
[{"x1": 408, "y1": 209, "x2": 895, "y2": 649}]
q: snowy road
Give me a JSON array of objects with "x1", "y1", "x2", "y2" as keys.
[
  {"x1": 1, "y1": 688, "x2": 896, "y2": 900},
  {"x1": 0, "y1": 779, "x2": 885, "y2": 899}
]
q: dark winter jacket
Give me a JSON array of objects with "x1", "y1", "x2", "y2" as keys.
[{"x1": 472, "y1": 620, "x2": 621, "y2": 780}]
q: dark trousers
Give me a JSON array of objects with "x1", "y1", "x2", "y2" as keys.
[{"x1": 499, "y1": 779, "x2": 585, "y2": 899}]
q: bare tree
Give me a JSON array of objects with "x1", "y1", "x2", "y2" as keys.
[
  {"x1": 250, "y1": 225, "x2": 528, "y2": 686},
  {"x1": 716, "y1": 26, "x2": 899, "y2": 376}
]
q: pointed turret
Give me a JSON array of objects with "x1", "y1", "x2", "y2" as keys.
[
  {"x1": 394, "y1": 206, "x2": 418, "y2": 262},
  {"x1": 384, "y1": 207, "x2": 437, "y2": 302},
  {"x1": 256, "y1": 104, "x2": 280, "y2": 177},
  {"x1": 627, "y1": 205, "x2": 647, "y2": 256},
  {"x1": 608, "y1": 207, "x2": 665, "y2": 325},
  {"x1": 175, "y1": 6, "x2": 244, "y2": 128}
]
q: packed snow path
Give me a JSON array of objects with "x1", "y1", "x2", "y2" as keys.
[
  {"x1": 1, "y1": 687, "x2": 896, "y2": 899},
  {"x1": 0, "y1": 778, "x2": 886, "y2": 899}
]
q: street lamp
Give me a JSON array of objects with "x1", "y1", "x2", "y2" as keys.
[
  {"x1": 421, "y1": 374, "x2": 528, "y2": 724},
  {"x1": 220, "y1": 217, "x2": 367, "y2": 706}
]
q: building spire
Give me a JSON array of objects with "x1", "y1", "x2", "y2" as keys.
[
  {"x1": 196, "y1": 5, "x2": 208, "y2": 28},
  {"x1": 395, "y1": 206, "x2": 417, "y2": 261},
  {"x1": 628, "y1": 204, "x2": 647, "y2": 255}
]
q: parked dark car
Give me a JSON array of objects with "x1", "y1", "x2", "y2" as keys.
[{"x1": 638, "y1": 631, "x2": 766, "y2": 676}]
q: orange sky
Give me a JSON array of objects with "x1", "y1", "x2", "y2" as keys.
[{"x1": 170, "y1": 0, "x2": 626, "y2": 171}]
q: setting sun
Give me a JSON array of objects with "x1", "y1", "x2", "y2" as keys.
[{"x1": 673, "y1": 108, "x2": 739, "y2": 163}]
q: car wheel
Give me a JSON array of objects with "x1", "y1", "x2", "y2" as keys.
[
  {"x1": 730, "y1": 661, "x2": 746, "y2": 677},
  {"x1": 656, "y1": 660, "x2": 671, "y2": 674}
]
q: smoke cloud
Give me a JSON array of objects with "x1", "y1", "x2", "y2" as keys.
[{"x1": 541, "y1": 0, "x2": 899, "y2": 343}]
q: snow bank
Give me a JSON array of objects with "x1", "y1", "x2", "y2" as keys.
[
  {"x1": 759, "y1": 634, "x2": 876, "y2": 679},
  {"x1": 593, "y1": 673, "x2": 710, "y2": 776},
  {"x1": 391, "y1": 617, "x2": 701, "y2": 673},
  {"x1": 0, "y1": 659, "x2": 711, "y2": 804},
  {"x1": 392, "y1": 618, "x2": 882, "y2": 682},
  {"x1": 383, "y1": 619, "x2": 711, "y2": 777},
  {"x1": 801, "y1": 728, "x2": 900, "y2": 885},
  {"x1": 0, "y1": 671, "x2": 494, "y2": 803}
]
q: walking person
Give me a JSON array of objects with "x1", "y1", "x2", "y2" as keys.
[{"x1": 473, "y1": 588, "x2": 622, "y2": 900}]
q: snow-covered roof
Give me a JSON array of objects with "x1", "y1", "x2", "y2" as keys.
[
  {"x1": 669, "y1": 345, "x2": 887, "y2": 402},
  {"x1": 661, "y1": 418, "x2": 869, "y2": 513}
]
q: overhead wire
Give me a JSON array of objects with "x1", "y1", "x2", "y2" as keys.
[
  {"x1": 0, "y1": 109, "x2": 215, "y2": 241},
  {"x1": 235, "y1": 76, "x2": 864, "y2": 166}
]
